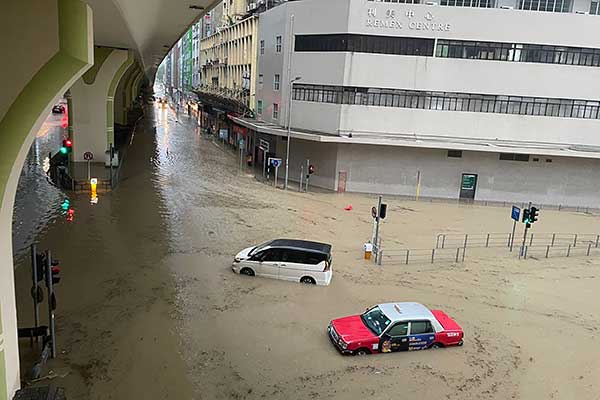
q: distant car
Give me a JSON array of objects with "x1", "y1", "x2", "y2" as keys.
[
  {"x1": 52, "y1": 104, "x2": 65, "y2": 114},
  {"x1": 232, "y1": 239, "x2": 332, "y2": 285},
  {"x1": 328, "y1": 302, "x2": 464, "y2": 355}
]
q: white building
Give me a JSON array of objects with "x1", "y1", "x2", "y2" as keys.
[{"x1": 232, "y1": 0, "x2": 600, "y2": 207}]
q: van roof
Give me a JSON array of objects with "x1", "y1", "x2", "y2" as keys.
[{"x1": 269, "y1": 239, "x2": 332, "y2": 255}]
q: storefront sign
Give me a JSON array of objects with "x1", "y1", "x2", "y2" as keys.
[{"x1": 365, "y1": 8, "x2": 451, "y2": 32}]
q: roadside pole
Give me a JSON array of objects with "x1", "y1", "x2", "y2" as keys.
[
  {"x1": 274, "y1": 164, "x2": 278, "y2": 188},
  {"x1": 520, "y1": 202, "x2": 532, "y2": 256},
  {"x1": 305, "y1": 159, "x2": 310, "y2": 192},
  {"x1": 415, "y1": 170, "x2": 421, "y2": 201},
  {"x1": 373, "y1": 195, "x2": 383, "y2": 262},
  {"x1": 510, "y1": 219, "x2": 517, "y2": 252},
  {"x1": 299, "y1": 165, "x2": 303, "y2": 192},
  {"x1": 31, "y1": 244, "x2": 40, "y2": 343},
  {"x1": 45, "y1": 250, "x2": 56, "y2": 358}
]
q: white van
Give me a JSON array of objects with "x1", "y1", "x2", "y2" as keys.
[{"x1": 232, "y1": 239, "x2": 332, "y2": 285}]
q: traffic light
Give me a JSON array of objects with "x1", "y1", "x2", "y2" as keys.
[
  {"x1": 522, "y1": 208, "x2": 530, "y2": 224},
  {"x1": 60, "y1": 199, "x2": 70, "y2": 212},
  {"x1": 51, "y1": 263, "x2": 61, "y2": 285},
  {"x1": 60, "y1": 139, "x2": 72, "y2": 155},
  {"x1": 379, "y1": 203, "x2": 387, "y2": 220},
  {"x1": 530, "y1": 206, "x2": 539, "y2": 223},
  {"x1": 33, "y1": 253, "x2": 46, "y2": 282},
  {"x1": 308, "y1": 164, "x2": 315, "y2": 174}
]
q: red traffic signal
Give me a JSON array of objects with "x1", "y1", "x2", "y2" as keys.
[
  {"x1": 308, "y1": 164, "x2": 315, "y2": 174},
  {"x1": 51, "y1": 265, "x2": 61, "y2": 285},
  {"x1": 65, "y1": 139, "x2": 72, "y2": 147}
]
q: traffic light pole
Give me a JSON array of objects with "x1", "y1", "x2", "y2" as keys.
[
  {"x1": 510, "y1": 219, "x2": 517, "y2": 252},
  {"x1": 305, "y1": 159, "x2": 310, "y2": 192},
  {"x1": 45, "y1": 250, "x2": 56, "y2": 358},
  {"x1": 373, "y1": 195, "x2": 383, "y2": 263},
  {"x1": 520, "y1": 201, "x2": 532, "y2": 257}
]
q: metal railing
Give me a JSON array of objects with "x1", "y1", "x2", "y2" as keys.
[
  {"x1": 376, "y1": 247, "x2": 466, "y2": 266},
  {"x1": 520, "y1": 242, "x2": 597, "y2": 259},
  {"x1": 435, "y1": 232, "x2": 600, "y2": 249}
]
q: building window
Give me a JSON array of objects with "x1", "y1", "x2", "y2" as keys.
[
  {"x1": 291, "y1": 83, "x2": 600, "y2": 120},
  {"x1": 273, "y1": 103, "x2": 279, "y2": 119},
  {"x1": 440, "y1": 0, "x2": 493, "y2": 6},
  {"x1": 276, "y1": 36, "x2": 282, "y2": 53},
  {"x1": 447, "y1": 150, "x2": 463, "y2": 158},
  {"x1": 436, "y1": 39, "x2": 600, "y2": 68},
  {"x1": 257, "y1": 100, "x2": 263, "y2": 114},
  {"x1": 259, "y1": 74, "x2": 264, "y2": 85},
  {"x1": 260, "y1": 40, "x2": 265, "y2": 55},
  {"x1": 591, "y1": 0, "x2": 600, "y2": 14},
  {"x1": 499, "y1": 153, "x2": 530, "y2": 161},
  {"x1": 517, "y1": 0, "x2": 571, "y2": 12},
  {"x1": 295, "y1": 34, "x2": 434, "y2": 57},
  {"x1": 274, "y1": 74, "x2": 280, "y2": 91}
]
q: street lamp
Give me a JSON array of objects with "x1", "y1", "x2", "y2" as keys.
[{"x1": 284, "y1": 76, "x2": 302, "y2": 190}]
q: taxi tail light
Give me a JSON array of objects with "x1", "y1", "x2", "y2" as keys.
[{"x1": 323, "y1": 261, "x2": 331, "y2": 272}]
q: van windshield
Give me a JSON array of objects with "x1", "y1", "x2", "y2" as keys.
[{"x1": 249, "y1": 240, "x2": 273, "y2": 256}]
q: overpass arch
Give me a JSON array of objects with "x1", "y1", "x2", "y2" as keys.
[{"x1": 0, "y1": 0, "x2": 94, "y2": 398}]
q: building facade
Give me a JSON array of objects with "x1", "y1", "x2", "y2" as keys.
[{"x1": 234, "y1": 0, "x2": 600, "y2": 207}]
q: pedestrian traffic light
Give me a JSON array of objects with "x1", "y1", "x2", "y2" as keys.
[
  {"x1": 51, "y1": 264, "x2": 61, "y2": 285},
  {"x1": 522, "y1": 208, "x2": 530, "y2": 224},
  {"x1": 308, "y1": 164, "x2": 315, "y2": 174},
  {"x1": 530, "y1": 206, "x2": 539, "y2": 223},
  {"x1": 379, "y1": 203, "x2": 387, "y2": 220}
]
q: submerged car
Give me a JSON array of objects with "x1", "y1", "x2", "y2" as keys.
[
  {"x1": 232, "y1": 239, "x2": 332, "y2": 285},
  {"x1": 52, "y1": 104, "x2": 65, "y2": 114},
  {"x1": 328, "y1": 302, "x2": 463, "y2": 355}
]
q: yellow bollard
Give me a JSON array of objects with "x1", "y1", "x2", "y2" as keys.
[{"x1": 363, "y1": 242, "x2": 373, "y2": 260}]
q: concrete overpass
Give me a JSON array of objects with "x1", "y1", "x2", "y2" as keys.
[{"x1": 0, "y1": 0, "x2": 218, "y2": 398}]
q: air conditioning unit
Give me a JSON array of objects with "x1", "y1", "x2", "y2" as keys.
[
  {"x1": 575, "y1": 10, "x2": 589, "y2": 14},
  {"x1": 425, "y1": 1, "x2": 438, "y2": 5},
  {"x1": 500, "y1": 5, "x2": 514, "y2": 8}
]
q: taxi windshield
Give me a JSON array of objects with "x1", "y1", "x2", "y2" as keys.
[{"x1": 361, "y1": 306, "x2": 391, "y2": 336}]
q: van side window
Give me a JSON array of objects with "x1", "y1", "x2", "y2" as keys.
[
  {"x1": 285, "y1": 250, "x2": 307, "y2": 264},
  {"x1": 305, "y1": 253, "x2": 325, "y2": 265},
  {"x1": 262, "y1": 249, "x2": 283, "y2": 262}
]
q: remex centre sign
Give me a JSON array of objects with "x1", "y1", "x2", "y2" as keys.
[{"x1": 365, "y1": 7, "x2": 451, "y2": 32}]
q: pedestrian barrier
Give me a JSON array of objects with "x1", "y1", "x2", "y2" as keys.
[
  {"x1": 520, "y1": 242, "x2": 597, "y2": 260},
  {"x1": 435, "y1": 232, "x2": 600, "y2": 250},
  {"x1": 375, "y1": 247, "x2": 466, "y2": 266}
]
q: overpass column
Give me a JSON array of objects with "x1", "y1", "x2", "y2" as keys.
[
  {"x1": 70, "y1": 48, "x2": 132, "y2": 164},
  {"x1": 114, "y1": 63, "x2": 139, "y2": 126},
  {"x1": 0, "y1": 1, "x2": 93, "y2": 398}
]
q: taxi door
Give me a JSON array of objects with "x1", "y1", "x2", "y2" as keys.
[
  {"x1": 407, "y1": 320, "x2": 436, "y2": 351},
  {"x1": 379, "y1": 321, "x2": 409, "y2": 353}
]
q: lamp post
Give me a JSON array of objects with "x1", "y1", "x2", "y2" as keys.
[{"x1": 285, "y1": 76, "x2": 301, "y2": 190}]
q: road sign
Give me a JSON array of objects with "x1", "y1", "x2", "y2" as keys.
[
  {"x1": 239, "y1": 138, "x2": 245, "y2": 148},
  {"x1": 269, "y1": 158, "x2": 282, "y2": 168},
  {"x1": 371, "y1": 206, "x2": 377, "y2": 219},
  {"x1": 259, "y1": 139, "x2": 270, "y2": 152},
  {"x1": 83, "y1": 152, "x2": 93, "y2": 161},
  {"x1": 511, "y1": 206, "x2": 520, "y2": 221}
]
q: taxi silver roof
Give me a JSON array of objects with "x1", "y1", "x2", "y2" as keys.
[{"x1": 378, "y1": 302, "x2": 435, "y2": 321}]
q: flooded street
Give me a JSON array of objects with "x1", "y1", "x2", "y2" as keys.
[
  {"x1": 12, "y1": 110, "x2": 67, "y2": 262},
  {"x1": 13, "y1": 104, "x2": 600, "y2": 399}
]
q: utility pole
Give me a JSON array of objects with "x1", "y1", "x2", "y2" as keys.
[
  {"x1": 373, "y1": 196, "x2": 383, "y2": 262},
  {"x1": 284, "y1": 14, "x2": 299, "y2": 190},
  {"x1": 45, "y1": 250, "x2": 56, "y2": 358},
  {"x1": 520, "y1": 202, "x2": 532, "y2": 257}
]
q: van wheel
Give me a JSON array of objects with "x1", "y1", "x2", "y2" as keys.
[
  {"x1": 240, "y1": 268, "x2": 255, "y2": 276},
  {"x1": 300, "y1": 276, "x2": 316, "y2": 285},
  {"x1": 355, "y1": 348, "x2": 370, "y2": 356},
  {"x1": 431, "y1": 343, "x2": 444, "y2": 349}
]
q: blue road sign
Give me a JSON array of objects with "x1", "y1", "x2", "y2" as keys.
[
  {"x1": 271, "y1": 159, "x2": 281, "y2": 168},
  {"x1": 511, "y1": 206, "x2": 520, "y2": 221}
]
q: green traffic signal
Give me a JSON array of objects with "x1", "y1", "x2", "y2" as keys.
[{"x1": 59, "y1": 146, "x2": 68, "y2": 154}]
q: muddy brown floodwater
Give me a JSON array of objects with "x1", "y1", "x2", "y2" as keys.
[{"x1": 13, "y1": 104, "x2": 600, "y2": 399}]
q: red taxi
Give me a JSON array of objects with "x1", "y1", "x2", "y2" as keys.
[{"x1": 327, "y1": 302, "x2": 463, "y2": 355}]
